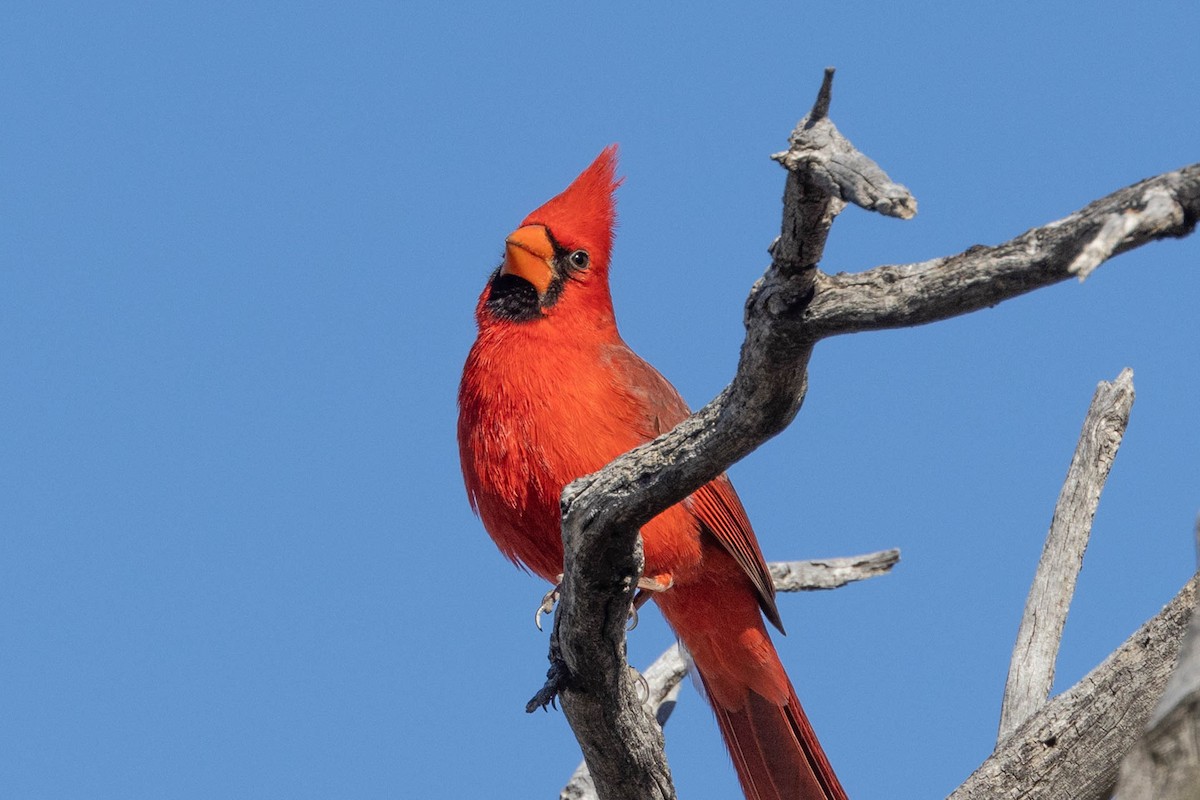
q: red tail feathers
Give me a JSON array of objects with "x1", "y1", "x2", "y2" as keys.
[
  {"x1": 655, "y1": 566, "x2": 848, "y2": 800},
  {"x1": 709, "y1": 680, "x2": 848, "y2": 800}
]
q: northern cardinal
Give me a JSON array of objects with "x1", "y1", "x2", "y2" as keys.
[{"x1": 458, "y1": 146, "x2": 848, "y2": 800}]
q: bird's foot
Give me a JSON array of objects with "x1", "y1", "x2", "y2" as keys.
[
  {"x1": 534, "y1": 574, "x2": 564, "y2": 631},
  {"x1": 536, "y1": 574, "x2": 672, "y2": 631},
  {"x1": 627, "y1": 574, "x2": 674, "y2": 630},
  {"x1": 637, "y1": 574, "x2": 674, "y2": 593},
  {"x1": 526, "y1": 641, "x2": 570, "y2": 713}
]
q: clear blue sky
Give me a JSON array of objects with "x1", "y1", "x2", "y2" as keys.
[{"x1": 3, "y1": 3, "x2": 1198, "y2": 798}]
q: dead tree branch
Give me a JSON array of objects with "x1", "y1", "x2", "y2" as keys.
[
  {"x1": 1115, "y1": 521, "x2": 1200, "y2": 800},
  {"x1": 949, "y1": 575, "x2": 1197, "y2": 800},
  {"x1": 770, "y1": 548, "x2": 901, "y2": 592},
  {"x1": 537, "y1": 68, "x2": 1200, "y2": 800},
  {"x1": 560, "y1": 644, "x2": 688, "y2": 800},
  {"x1": 998, "y1": 369, "x2": 1136, "y2": 741}
]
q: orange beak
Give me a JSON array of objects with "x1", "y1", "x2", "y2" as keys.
[{"x1": 500, "y1": 225, "x2": 555, "y2": 296}]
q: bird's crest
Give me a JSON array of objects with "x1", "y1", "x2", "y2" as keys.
[{"x1": 522, "y1": 144, "x2": 622, "y2": 271}]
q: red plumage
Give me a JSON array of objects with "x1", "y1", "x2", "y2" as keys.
[{"x1": 457, "y1": 146, "x2": 848, "y2": 800}]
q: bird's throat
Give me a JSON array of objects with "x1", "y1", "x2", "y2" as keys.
[{"x1": 485, "y1": 271, "x2": 543, "y2": 322}]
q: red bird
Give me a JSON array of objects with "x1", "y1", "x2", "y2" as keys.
[{"x1": 458, "y1": 146, "x2": 848, "y2": 800}]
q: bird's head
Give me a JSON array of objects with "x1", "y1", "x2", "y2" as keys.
[{"x1": 480, "y1": 145, "x2": 622, "y2": 326}]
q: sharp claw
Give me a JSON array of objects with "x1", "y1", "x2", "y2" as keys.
[
  {"x1": 534, "y1": 579, "x2": 563, "y2": 631},
  {"x1": 625, "y1": 574, "x2": 675, "y2": 632},
  {"x1": 633, "y1": 666, "x2": 650, "y2": 703},
  {"x1": 535, "y1": 574, "x2": 653, "y2": 632}
]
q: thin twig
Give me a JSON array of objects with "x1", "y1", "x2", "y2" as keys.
[
  {"x1": 998, "y1": 369, "x2": 1136, "y2": 742},
  {"x1": 771, "y1": 548, "x2": 901, "y2": 592}
]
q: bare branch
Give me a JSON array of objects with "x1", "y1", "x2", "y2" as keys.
[
  {"x1": 561, "y1": 645, "x2": 688, "y2": 800},
  {"x1": 540, "y1": 533, "x2": 677, "y2": 800},
  {"x1": 542, "y1": 67, "x2": 1200, "y2": 799},
  {"x1": 1069, "y1": 188, "x2": 1184, "y2": 280},
  {"x1": 950, "y1": 575, "x2": 1198, "y2": 800},
  {"x1": 771, "y1": 68, "x2": 917, "y2": 230},
  {"x1": 1115, "y1": 520, "x2": 1200, "y2": 799},
  {"x1": 803, "y1": 165, "x2": 1198, "y2": 338},
  {"x1": 770, "y1": 548, "x2": 901, "y2": 592},
  {"x1": 998, "y1": 369, "x2": 1136, "y2": 742}
]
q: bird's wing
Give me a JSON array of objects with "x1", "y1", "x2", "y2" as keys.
[{"x1": 605, "y1": 342, "x2": 781, "y2": 630}]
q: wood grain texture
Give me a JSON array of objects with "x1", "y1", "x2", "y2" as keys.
[
  {"x1": 560, "y1": 644, "x2": 688, "y2": 800},
  {"x1": 769, "y1": 549, "x2": 901, "y2": 593},
  {"x1": 950, "y1": 576, "x2": 1196, "y2": 800},
  {"x1": 998, "y1": 369, "x2": 1136, "y2": 741},
  {"x1": 1115, "y1": 524, "x2": 1200, "y2": 800}
]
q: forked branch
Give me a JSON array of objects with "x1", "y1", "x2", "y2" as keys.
[{"x1": 540, "y1": 69, "x2": 1200, "y2": 800}]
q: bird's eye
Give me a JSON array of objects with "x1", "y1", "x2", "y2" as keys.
[{"x1": 568, "y1": 250, "x2": 589, "y2": 269}]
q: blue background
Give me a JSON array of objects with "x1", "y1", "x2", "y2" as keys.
[{"x1": 3, "y1": 2, "x2": 1198, "y2": 798}]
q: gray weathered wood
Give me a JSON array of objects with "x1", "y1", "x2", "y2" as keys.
[
  {"x1": 560, "y1": 644, "x2": 688, "y2": 800},
  {"x1": 1114, "y1": 522, "x2": 1200, "y2": 800},
  {"x1": 536, "y1": 67, "x2": 1200, "y2": 800},
  {"x1": 1069, "y1": 188, "x2": 1184, "y2": 280},
  {"x1": 998, "y1": 369, "x2": 1136, "y2": 742},
  {"x1": 537, "y1": 534, "x2": 677, "y2": 800},
  {"x1": 769, "y1": 548, "x2": 901, "y2": 592},
  {"x1": 950, "y1": 575, "x2": 1197, "y2": 800}
]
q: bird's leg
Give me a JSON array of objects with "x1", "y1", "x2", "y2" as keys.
[
  {"x1": 628, "y1": 574, "x2": 673, "y2": 630},
  {"x1": 534, "y1": 574, "x2": 564, "y2": 631}
]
